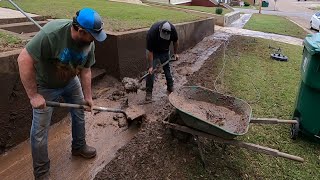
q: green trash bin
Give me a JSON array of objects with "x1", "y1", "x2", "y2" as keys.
[
  {"x1": 262, "y1": 0, "x2": 269, "y2": 7},
  {"x1": 292, "y1": 33, "x2": 320, "y2": 140}
]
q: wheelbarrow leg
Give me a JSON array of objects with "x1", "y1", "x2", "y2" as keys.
[{"x1": 194, "y1": 135, "x2": 206, "y2": 169}]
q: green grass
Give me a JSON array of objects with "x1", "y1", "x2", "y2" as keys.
[
  {"x1": 233, "y1": 5, "x2": 257, "y2": 9},
  {"x1": 177, "y1": 5, "x2": 231, "y2": 15},
  {"x1": 188, "y1": 36, "x2": 320, "y2": 179},
  {"x1": 0, "y1": 31, "x2": 23, "y2": 52},
  {"x1": 0, "y1": 0, "x2": 207, "y2": 32},
  {"x1": 244, "y1": 14, "x2": 308, "y2": 39}
]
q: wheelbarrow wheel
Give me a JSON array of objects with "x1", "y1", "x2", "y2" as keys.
[{"x1": 290, "y1": 118, "x2": 300, "y2": 140}]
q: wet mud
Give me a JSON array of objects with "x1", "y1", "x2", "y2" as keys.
[{"x1": 169, "y1": 92, "x2": 247, "y2": 134}]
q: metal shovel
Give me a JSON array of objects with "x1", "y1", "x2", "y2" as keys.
[
  {"x1": 138, "y1": 55, "x2": 176, "y2": 83},
  {"x1": 46, "y1": 101, "x2": 145, "y2": 122}
]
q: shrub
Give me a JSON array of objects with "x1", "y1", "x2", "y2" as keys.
[
  {"x1": 244, "y1": 1, "x2": 250, "y2": 6},
  {"x1": 215, "y1": 7, "x2": 223, "y2": 14}
]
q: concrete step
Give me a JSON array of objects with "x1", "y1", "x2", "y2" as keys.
[
  {"x1": 0, "y1": 16, "x2": 49, "y2": 25},
  {"x1": 0, "y1": 21, "x2": 48, "y2": 34},
  {"x1": 91, "y1": 67, "x2": 107, "y2": 83}
]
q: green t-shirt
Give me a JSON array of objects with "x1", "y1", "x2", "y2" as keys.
[{"x1": 26, "y1": 19, "x2": 95, "y2": 88}]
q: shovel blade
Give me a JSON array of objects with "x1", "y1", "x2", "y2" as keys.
[{"x1": 125, "y1": 106, "x2": 145, "y2": 122}]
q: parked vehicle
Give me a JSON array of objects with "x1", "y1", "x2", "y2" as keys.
[{"x1": 311, "y1": 12, "x2": 320, "y2": 31}]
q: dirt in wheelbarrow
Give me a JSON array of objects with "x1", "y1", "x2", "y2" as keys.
[{"x1": 169, "y1": 93, "x2": 248, "y2": 134}]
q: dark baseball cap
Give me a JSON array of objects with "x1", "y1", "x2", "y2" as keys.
[{"x1": 76, "y1": 8, "x2": 107, "y2": 42}]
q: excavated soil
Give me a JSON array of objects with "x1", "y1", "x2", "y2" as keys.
[{"x1": 95, "y1": 35, "x2": 256, "y2": 179}]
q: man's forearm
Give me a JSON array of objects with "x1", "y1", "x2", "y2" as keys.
[
  {"x1": 18, "y1": 48, "x2": 38, "y2": 99},
  {"x1": 80, "y1": 68, "x2": 92, "y2": 100}
]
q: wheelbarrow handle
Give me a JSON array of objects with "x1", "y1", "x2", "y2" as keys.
[
  {"x1": 250, "y1": 118, "x2": 298, "y2": 124},
  {"x1": 46, "y1": 101, "x2": 127, "y2": 117}
]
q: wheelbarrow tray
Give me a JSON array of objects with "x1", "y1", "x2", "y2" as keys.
[{"x1": 168, "y1": 86, "x2": 252, "y2": 139}]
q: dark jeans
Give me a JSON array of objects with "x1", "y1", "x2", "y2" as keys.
[{"x1": 146, "y1": 51, "x2": 173, "y2": 93}]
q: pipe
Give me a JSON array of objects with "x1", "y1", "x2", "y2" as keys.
[{"x1": 6, "y1": 0, "x2": 43, "y2": 30}]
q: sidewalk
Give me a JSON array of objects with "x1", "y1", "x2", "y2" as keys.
[
  {"x1": 0, "y1": 7, "x2": 37, "y2": 19},
  {"x1": 217, "y1": 26, "x2": 303, "y2": 46}
]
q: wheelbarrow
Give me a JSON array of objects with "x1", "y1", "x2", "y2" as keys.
[{"x1": 163, "y1": 86, "x2": 304, "y2": 162}]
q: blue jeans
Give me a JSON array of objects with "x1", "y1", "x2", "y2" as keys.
[
  {"x1": 31, "y1": 77, "x2": 86, "y2": 178},
  {"x1": 146, "y1": 51, "x2": 173, "y2": 93}
]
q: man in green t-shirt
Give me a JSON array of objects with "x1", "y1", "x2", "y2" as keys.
[{"x1": 17, "y1": 8, "x2": 107, "y2": 179}]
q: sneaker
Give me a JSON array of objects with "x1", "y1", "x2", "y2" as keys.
[
  {"x1": 72, "y1": 144, "x2": 96, "y2": 158},
  {"x1": 167, "y1": 86, "x2": 174, "y2": 93},
  {"x1": 145, "y1": 92, "x2": 152, "y2": 101}
]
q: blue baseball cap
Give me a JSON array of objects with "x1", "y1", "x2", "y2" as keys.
[{"x1": 76, "y1": 8, "x2": 107, "y2": 42}]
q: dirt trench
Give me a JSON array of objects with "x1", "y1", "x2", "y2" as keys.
[{"x1": 94, "y1": 35, "x2": 240, "y2": 179}]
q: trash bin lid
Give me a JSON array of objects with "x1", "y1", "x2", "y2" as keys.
[{"x1": 304, "y1": 33, "x2": 320, "y2": 55}]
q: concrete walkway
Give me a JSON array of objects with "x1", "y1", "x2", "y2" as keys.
[
  {"x1": 0, "y1": 7, "x2": 37, "y2": 19},
  {"x1": 216, "y1": 26, "x2": 303, "y2": 46},
  {"x1": 110, "y1": 0, "x2": 143, "y2": 4}
]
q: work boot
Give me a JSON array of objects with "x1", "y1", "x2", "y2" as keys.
[
  {"x1": 145, "y1": 92, "x2": 152, "y2": 102},
  {"x1": 167, "y1": 86, "x2": 174, "y2": 94},
  {"x1": 72, "y1": 144, "x2": 96, "y2": 158},
  {"x1": 35, "y1": 172, "x2": 51, "y2": 180}
]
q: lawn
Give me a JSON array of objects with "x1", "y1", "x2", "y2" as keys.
[
  {"x1": 177, "y1": 5, "x2": 231, "y2": 15},
  {"x1": 244, "y1": 14, "x2": 308, "y2": 39},
  {"x1": 0, "y1": 0, "x2": 207, "y2": 32},
  {"x1": 0, "y1": 31, "x2": 24, "y2": 52},
  {"x1": 188, "y1": 36, "x2": 319, "y2": 179},
  {"x1": 233, "y1": 5, "x2": 257, "y2": 9}
]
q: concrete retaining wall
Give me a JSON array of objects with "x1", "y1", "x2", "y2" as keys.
[
  {"x1": 212, "y1": 11, "x2": 240, "y2": 26},
  {"x1": 0, "y1": 50, "x2": 67, "y2": 153},
  {"x1": 95, "y1": 17, "x2": 215, "y2": 79}
]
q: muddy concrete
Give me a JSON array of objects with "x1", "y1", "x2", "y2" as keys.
[
  {"x1": 0, "y1": 75, "x2": 142, "y2": 180},
  {"x1": 95, "y1": 18, "x2": 215, "y2": 79}
]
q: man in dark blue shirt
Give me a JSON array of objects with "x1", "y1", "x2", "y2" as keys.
[{"x1": 145, "y1": 21, "x2": 179, "y2": 101}]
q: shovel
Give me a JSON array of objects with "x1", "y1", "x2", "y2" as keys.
[
  {"x1": 138, "y1": 55, "x2": 177, "y2": 83},
  {"x1": 122, "y1": 55, "x2": 176, "y2": 93},
  {"x1": 46, "y1": 101, "x2": 145, "y2": 122}
]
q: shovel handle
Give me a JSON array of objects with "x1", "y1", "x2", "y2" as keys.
[
  {"x1": 46, "y1": 101, "x2": 89, "y2": 109},
  {"x1": 46, "y1": 101, "x2": 127, "y2": 116},
  {"x1": 139, "y1": 56, "x2": 176, "y2": 83}
]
